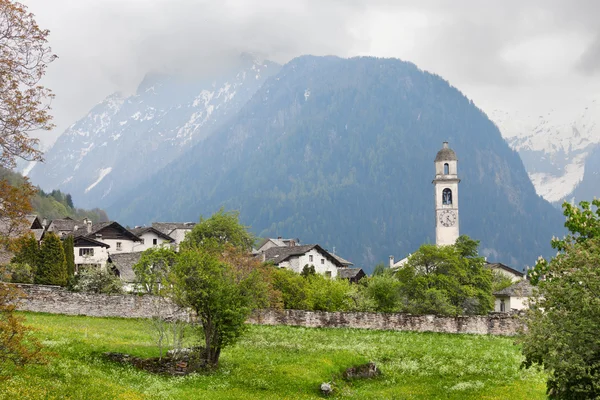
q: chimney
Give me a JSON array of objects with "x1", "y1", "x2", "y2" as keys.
[
  {"x1": 42, "y1": 218, "x2": 47, "y2": 228},
  {"x1": 389, "y1": 255, "x2": 394, "y2": 268},
  {"x1": 442, "y1": 141, "x2": 449, "y2": 148},
  {"x1": 262, "y1": 253, "x2": 266, "y2": 262},
  {"x1": 83, "y1": 218, "x2": 92, "y2": 233},
  {"x1": 278, "y1": 236, "x2": 282, "y2": 240}
]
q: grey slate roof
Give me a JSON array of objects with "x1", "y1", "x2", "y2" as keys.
[
  {"x1": 486, "y1": 262, "x2": 524, "y2": 278},
  {"x1": 48, "y1": 217, "x2": 82, "y2": 232},
  {"x1": 338, "y1": 268, "x2": 365, "y2": 279},
  {"x1": 129, "y1": 227, "x2": 174, "y2": 242},
  {"x1": 494, "y1": 280, "x2": 534, "y2": 297},
  {"x1": 262, "y1": 244, "x2": 344, "y2": 268},
  {"x1": 152, "y1": 222, "x2": 195, "y2": 236},
  {"x1": 332, "y1": 253, "x2": 353, "y2": 266},
  {"x1": 108, "y1": 252, "x2": 143, "y2": 282},
  {"x1": 71, "y1": 221, "x2": 141, "y2": 241}
]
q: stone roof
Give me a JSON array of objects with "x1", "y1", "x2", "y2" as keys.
[
  {"x1": 48, "y1": 217, "x2": 82, "y2": 232},
  {"x1": 338, "y1": 268, "x2": 365, "y2": 279},
  {"x1": 435, "y1": 142, "x2": 458, "y2": 162},
  {"x1": 494, "y1": 280, "x2": 534, "y2": 297},
  {"x1": 262, "y1": 244, "x2": 344, "y2": 268},
  {"x1": 31, "y1": 229, "x2": 45, "y2": 242},
  {"x1": 129, "y1": 227, "x2": 174, "y2": 242},
  {"x1": 152, "y1": 222, "x2": 196, "y2": 236},
  {"x1": 486, "y1": 262, "x2": 524, "y2": 278},
  {"x1": 71, "y1": 221, "x2": 141, "y2": 241},
  {"x1": 108, "y1": 252, "x2": 143, "y2": 282},
  {"x1": 332, "y1": 253, "x2": 353, "y2": 266}
]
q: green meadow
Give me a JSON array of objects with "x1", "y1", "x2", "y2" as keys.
[{"x1": 1, "y1": 313, "x2": 546, "y2": 399}]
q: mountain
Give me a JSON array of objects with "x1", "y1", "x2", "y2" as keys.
[
  {"x1": 27, "y1": 54, "x2": 281, "y2": 209},
  {"x1": 491, "y1": 99, "x2": 600, "y2": 204},
  {"x1": 107, "y1": 55, "x2": 564, "y2": 271}
]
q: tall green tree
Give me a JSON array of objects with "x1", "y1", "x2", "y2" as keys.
[
  {"x1": 62, "y1": 235, "x2": 75, "y2": 282},
  {"x1": 522, "y1": 199, "x2": 600, "y2": 398},
  {"x1": 10, "y1": 233, "x2": 39, "y2": 271},
  {"x1": 181, "y1": 209, "x2": 254, "y2": 252},
  {"x1": 171, "y1": 246, "x2": 266, "y2": 367},
  {"x1": 395, "y1": 235, "x2": 493, "y2": 316},
  {"x1": 35, "y1": 232, "x2": 67, "y2": 286}
]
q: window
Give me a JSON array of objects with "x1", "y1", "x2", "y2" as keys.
[
  {"x1": 500, "y1": 299, "x2": 506, "y2": 312},
  {"x1": 153, "y1": 238, "x2": 158, "y2": 246},
  {"x1": 444, "y1": 163, "x2": 449, "y2": 175},
  {"x1": 116, "y1": 242, "x2": 122, "y2": 251},
  {"x1": 309, "y1": 255, "x2": 313, "y2": 262},
  {"x1": 321, "y1": 259, "x2": 324, "y2": 264},
  {"x1": 325, "y1": 271, "x2": 332, "y2": 278},
  {"x1": 79, "y1": 248, "x2": 94, "y2": 257},
  {"x1": 140, "y1": 239, "x2": 145, "y2": 245},
  {"x1": 442, "y1": 188, "x2": 452, "y2": 205}
]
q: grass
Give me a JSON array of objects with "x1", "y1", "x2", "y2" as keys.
[{"x1": 0, "y1": 312, "x2": 547, "y2": 399}]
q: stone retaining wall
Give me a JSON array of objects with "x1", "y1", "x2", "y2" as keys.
[
  {"x1": 12, "y1": 284, "x2": 521, "y2": 335},
  {"x1": 248, "y1": 309, "x2": 521, "y2": 336}
]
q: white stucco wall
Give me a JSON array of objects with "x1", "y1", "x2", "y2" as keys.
[
  {"x1": 169, "y1": 228, "x2": 192, "y2": 247},
  {"x1": 74, "y1": 246, "x2": 109, "y2": 269},
  {"x1": 131, "y1": 232, "x2": 172, "y2": 252},
  {"x1": 494, "y1": 295, "x2": 529, "y2": 312},
  {"x1": 491, "y1": 267, "x2": 522, "y2": 282},
  {"x1": 434, "y1": 159, "x2": 460, "y2": 246},
  {"x1": 98, "y1": 238, "x2": 138, "y2": 253},
  {"x1": 297, "y1": 249, "x2": 339, "y2": 277}
]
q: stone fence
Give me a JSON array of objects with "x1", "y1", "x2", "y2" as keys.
[{"x1": 11, "y1": 283, "x2": 521, "y2": 336}]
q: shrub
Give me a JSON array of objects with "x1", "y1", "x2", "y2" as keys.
[
  {"x1": 4, "y1": 263, "x2": 34, "y2": 284},
  {"x1": 72, "y1": 265, "x2": 123, "y2": 294},
  {"x1": 365, "y1": 273, "x2": 402, "y2": 312}
]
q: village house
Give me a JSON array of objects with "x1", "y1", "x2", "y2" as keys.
[
  {"x1": 152, "y1": 222, "x2": 195, "y2": 248},
  {"x1": 493, "y1": 279, "x2": 533, "y2": 312},
  {"x1": 46, "y1": 216, "x2": 82, "y2": 238},
  {"x1": 261, "y1": 244, "x2": 345, "y2": 277},
  {"x1": 485, "y1": 261, "x2": 524, "y2": 282},
  {"x1": 0, "y1": 214, "x2": 46, "y2": 266},
  {"x1": 108, "y1": 252, "x2": 143, "y2": 292},
  {"x1": 255, "y1": 237, "x2": 300, "y2": 253},
  {"x1": 73, "y1": 236, "x2": 110, "y2": 270},
  {"x1": 128, "y1": 226, "x2": 175, "y2": 251}
]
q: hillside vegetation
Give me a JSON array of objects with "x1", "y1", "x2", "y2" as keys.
[
  {"x1": 1, "y1": 168, "x2": 108, "y2": 222},
  {"x1": 1, "y1": 312, "x2": 546, "y2": 399}
]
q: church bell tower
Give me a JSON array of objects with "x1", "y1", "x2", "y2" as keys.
[{"x1": 433, "y1": 141, "x2": 460, "y2": 246}]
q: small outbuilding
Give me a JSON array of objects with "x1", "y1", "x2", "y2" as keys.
[
  {"x1": 337, "y1": 268, "x2": 366, "y2": 283},
  {"x1": 493, "y1": 279, "x2": 533, "y2": 312}
]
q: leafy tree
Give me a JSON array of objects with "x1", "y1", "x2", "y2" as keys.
[
  {"x1": 491, "y1": 270, "x2": 515, "y2": 293},
  {"x1": 35, "y1": 232, "x2": 67, "y2": 286},
  {"x1": 395, "y1": 235, "x2": 493, "y2": 315},
  {"x1": 71, "y1": 265, "x2": 122, "y2": 294},
  {"x1": 62, "y1": 235, "x2": 75, "y2": 283},
  {"x1": 181, "y1": 209, "x2": 254, "y2": 252},
  {"x1": 133, "y1": 246, "x2": 177, "y2": 295},
  {"x1": 372, "y1": 263, "x2": 388, "y2": 277},
  {"x1": 10, "y1": 233, "x2": 39, "y2": 271},
  {"x1": 4, "y1": 262, "x2": 34, "y2": 283},
  {"x1": 0, "y1": 282, "x2": 44, "y2": 379},
  {"x1": 522, "y1": 199, "x2": 600, "y2": 398},
  {"x1": 366, "y1": 273, "x2": 402, "y2": 312},
  {"x1": 272, "y1": 268, "x2": 311, "y2": 310},
  {"x1": 530, "y1": 199, "x2": 600, "y2": 285},
  {"x1": 0, "y1": 0, "x2": 56, "y2": 170},
  {"x1": 521, "y1": 237, "x2": 600, "y2": 399},
  {"x1": 306, "y1": 274, "x2": 353, "y2": 312},
  {"x1": 0, "y1": 1, "x2": 55, "y2": 255},
  {"x1": 171, "y1": 246, "x2": 267, "y2": 367}
]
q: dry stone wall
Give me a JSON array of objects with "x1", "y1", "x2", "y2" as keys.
[{"x1": 12, "y1": 284, "x2": 521, "y2": 336}]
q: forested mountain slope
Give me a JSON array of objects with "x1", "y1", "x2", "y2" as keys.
[{"x1": 109, "y1": 56, "x2": 564, "y2": 271}]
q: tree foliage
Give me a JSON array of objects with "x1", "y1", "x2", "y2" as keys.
[
  {"x1": 0, "y1": 0, "x2": 56, "y2": 170},
  {"x1": 522, "y1": 199, "x2": 600, "y2": 398},
  {"x1": 181, "y1": 209, "x2": 254, "y2": 252},
  {"x1": 0, "y1": 282, "x2": 44, "y2": 379},
  {"x1": 35, "y1": 232, "x2": 66, "y2": 286},
  {"x1": 71, "y1": 265, "x2": 122, "y2": 294},
  {"x1": 133, "y1": 246, "x2": 177, "y2": 295},
  {"x1": 62, "y1": 235, "x2": 75, "y2": 283},
  {"x1": 395, "y1": 235, "x2": 493, "y2": 316},
  {"x1": 171, "y1": 246, "x2": 266, "y2": 367}
]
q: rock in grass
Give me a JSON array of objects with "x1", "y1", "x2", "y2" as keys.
[
  {"x1": 343, "y1": 362, "x2": 380, "y2": 379},
  {"x1": 320, "y1": 382, "x2": 333, "y2": 395}
]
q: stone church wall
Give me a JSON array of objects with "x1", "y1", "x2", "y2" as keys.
[{"x1": 12, "y1": 284, "x2": 521, "y2": 336}]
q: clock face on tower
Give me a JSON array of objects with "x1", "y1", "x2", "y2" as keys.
[{"x1": 439, "y1": 210, "x2": 457, "y2": 227}]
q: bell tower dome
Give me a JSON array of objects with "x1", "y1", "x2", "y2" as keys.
[{"x1": 433, "y1": 141, "x2": 460, "y2": 246}]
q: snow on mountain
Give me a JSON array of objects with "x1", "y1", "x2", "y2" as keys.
[
  {"x1": 28, "y1": 56, "x2": 281, "y2": 209},
  {"x1": 490, "y1": 100, "x2": 600, "y2": 203}
]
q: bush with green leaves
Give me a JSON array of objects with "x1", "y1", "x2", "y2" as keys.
[
  {"x1": 522, "y1": 199, "x2": 600, "y2": 399},
  {"x1": 3, "y1": 263, "x2": 34, "y2": 284},
  {"x1": 365, "y1": 272, "x2": 402, "y2": 312},
  {"x1": 72, "y1": 265, "x2": 123, "y2": 294}
]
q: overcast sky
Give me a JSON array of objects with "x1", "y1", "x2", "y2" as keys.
[{"x1": 22, "y1": 0, "x2": 600, "y2": 147}]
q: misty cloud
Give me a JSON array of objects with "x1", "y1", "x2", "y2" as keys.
[{"x1": 19, "y1": 0, "x2": 600, "y2": 145}]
